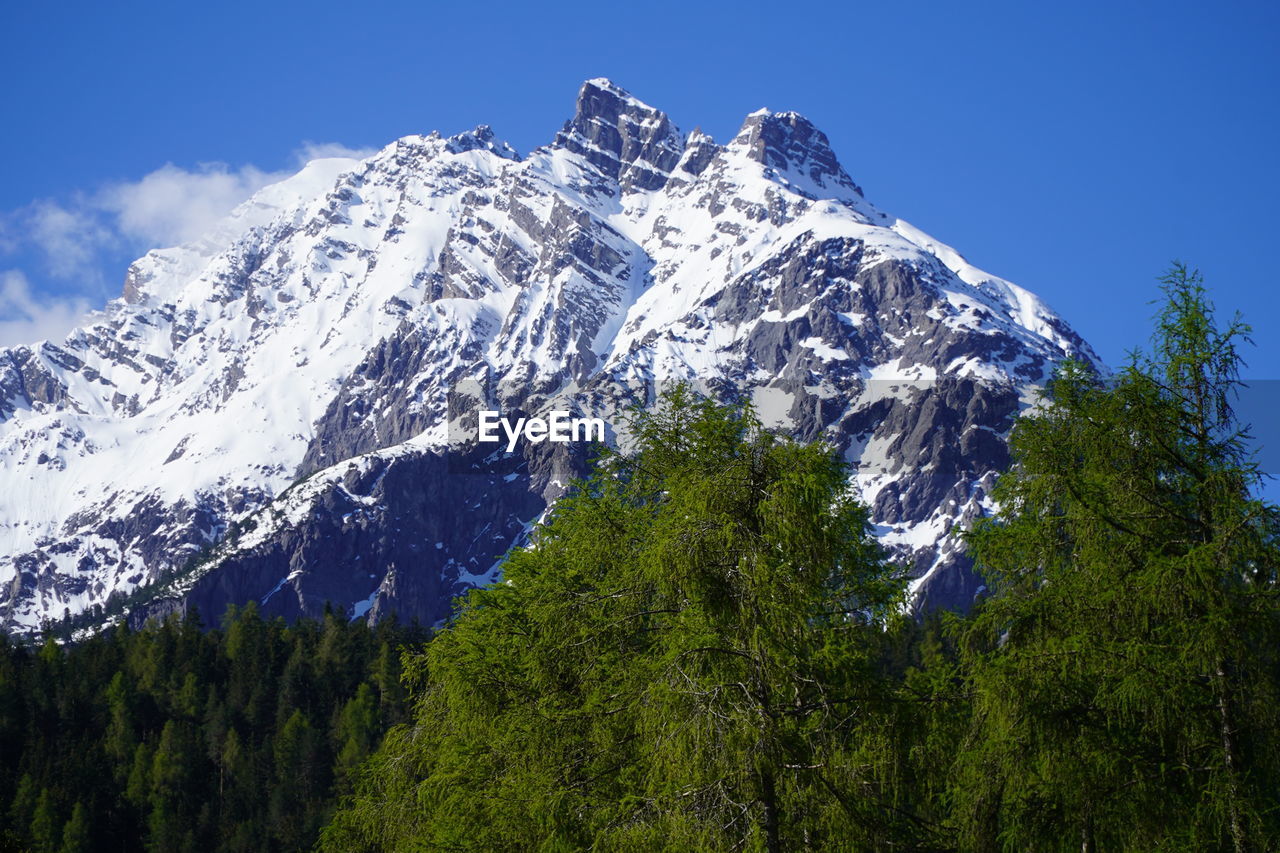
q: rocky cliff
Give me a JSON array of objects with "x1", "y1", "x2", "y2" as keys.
[{"x1": 0, "y1": 79, "x2": 1101, "y2": 633}]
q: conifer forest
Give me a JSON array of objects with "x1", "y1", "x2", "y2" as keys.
[{"x1": 3, "y1": 266, "x2": 1277, "y2": 851}]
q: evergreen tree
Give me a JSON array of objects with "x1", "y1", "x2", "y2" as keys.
[
  {"x1": 0, "y1": 605, "x2": 420, "y2": 851},
  {"x1": 8, "y1": 774, "x2": 37, "y2": 841},
  {"x1": 148, "y1": 719, "x2": 200, "y2": 850},
  {"x1": 270, "y1": 709, "x2": 327, "y2": 848},
  {"x1": 333, "y1": 683, "x2": 380, "y2": 794},
  {"x1": 325, "y1": 386, "x2": 911, "y2": 851},
  {"x1": 58, "y1": 802, "x2": 90, "y2": 853},
  {"x1": 103, "y1": 670, "x2": 137, "y2": 766},
  {"x1": 28, "y1": 789, "x2": 58, "y2": 853},
  {"x1": 371, "y1": 640, "x2": 405, "y2": 726},
  {"x1": 952, "y1": 264, "x2": 1280, "y2": 850}
]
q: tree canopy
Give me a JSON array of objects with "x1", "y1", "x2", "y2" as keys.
[
  {"x1": 324, "y1": 386, "x2": 914, "y2": 851},
  {"x1": 952, "y1": 263, "x2": 1280, "y2": 851},
  {"x1": 6, "y1": 264, "x2": 1277, "y2": 852},
  {"x1": 0, "y1": 606, "x2": 424, "y2": 852}
]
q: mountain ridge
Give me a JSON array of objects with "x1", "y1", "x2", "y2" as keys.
[{"x1": 0, "y1": 79, "x2": 1101, "y2": 633}]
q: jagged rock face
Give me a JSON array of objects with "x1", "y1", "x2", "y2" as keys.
[
  {"x1": 555, "y1": 82, "x2": 684, "y2": 193},
  {"x1": 0, "y1": 78, "x2": 1100, "y2": 634}
]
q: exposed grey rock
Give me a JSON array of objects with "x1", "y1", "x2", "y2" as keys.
[
  {"x1": 731, "y1": 110, "x2": 863, "y2": 197},
  {"x1": 0, "y1": 78, "x2": 1103, "y2": 635},
  {"x1": 554, "y1": 78, "x2": 686, "y2": 193}
]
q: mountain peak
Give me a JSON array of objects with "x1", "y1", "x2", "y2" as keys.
[
  {"x1": 553, "y1": 79, "x2": 685, "y2": 192},
  {"x1": 445, "y1": 125, "x2": 520, "y2": 159},
  {"x1": 730, "y1": 109, "x2": 862, "y2": 198},
  {"x1": 0, "y1": 79, "x2": 1101, "y2": 635},
  {"x1": 580, "y1": 77, "x2": 646, "y2": 106}
]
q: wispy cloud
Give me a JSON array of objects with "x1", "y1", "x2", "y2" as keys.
[
  {"x1": 293, "y1": 142, "x2": 375, "y2": 165},
  {"x1": 98, "y1": 162, "x2": 279, "y2": 249},
  {"x1": 26, "y1": 200, "x2": 116, "y2": 282},
  {"x1": 0, "y1": 270, "x2": 92, "y2": 348},
  {"x1": 93, "y1": 142, "x2": 376, "y2": 250},
  {"x1": 0, "y1": 141, "x2": 376, "y2": 347}
]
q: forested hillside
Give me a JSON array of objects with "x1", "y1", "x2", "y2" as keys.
[
  {"x1": 326, "y1": 267, "x2": 1280, "y2": 851},
  {"x1": 0, "y1": 607, "x2": 425, "y2": 851},
  {"x1": 3, "y1": 267, "x2": 1276, "y2": 852}
]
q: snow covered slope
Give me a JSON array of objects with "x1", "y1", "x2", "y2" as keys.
[{"x1": 0, "y1": 80, "x2": 1100, "y2": 633}]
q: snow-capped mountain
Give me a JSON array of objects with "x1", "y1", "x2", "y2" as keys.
[{"x1": 0, "y1": 79, "x2": 1100, "y2": 634}]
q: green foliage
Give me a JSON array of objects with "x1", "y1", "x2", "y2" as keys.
[
  {"x1": 325, "y1": 386, "x2": 917, "y2": 851},
  {"x1": 58, "y1": 802, "x2": 90, "y2": 853},
  {"x1": 29, "y1": 789, "x2": 58, "y2": 853},
  {"x1": 0, "y1": 605, "x2": 426, "y2": 852},
  {"x1": 951, "y1": 264, "x2": 1280, "y2": 851},
  {"x1": 6, "y1": 263, "x2": 1276, "y2": 852}
]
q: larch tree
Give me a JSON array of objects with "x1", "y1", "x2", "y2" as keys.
[
  {"x1": 324, "y1": 386, "x2": 916, "y2": 851},
  {"x1": 952, "y1": 264, "x2": 1280, "y2": 851}
]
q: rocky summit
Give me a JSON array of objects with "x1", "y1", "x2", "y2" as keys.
[{"x1": 0, "y1": 79, "x2": 1101, "y2": 634}]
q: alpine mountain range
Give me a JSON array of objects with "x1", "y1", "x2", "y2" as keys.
[{"x1": 0, "y1": 79, "x2": 1102, "y2": 635}]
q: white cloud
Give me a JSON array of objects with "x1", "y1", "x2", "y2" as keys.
[
  {"x1": 0, "y1": 140, "x2": 376, "y2": 343},
  {"x1": 0, "y1": 219, "x2": 17, "y2": 255},
  {"x1": 0, "y1": 270, "x2": 92, "y2": 348},
  {"x1": 7, "y1": 140, "x2": 374, "y2": 272},
  {"x1": 94, "y1": 142, "x2": 376, "y2": 250},
  {"x1": 97, "y1": 162, "x2": 279, "y2": 249},
  {"x1": 26, "y1": 200, "x2": 115, "y2": 282},
  {"x1": 293, "y1": 141, "x2": 377, "y2": 165}
]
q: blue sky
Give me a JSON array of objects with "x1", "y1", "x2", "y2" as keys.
[{"x1": 1, "y1": 1, "x2": 1277, "y2": 435}]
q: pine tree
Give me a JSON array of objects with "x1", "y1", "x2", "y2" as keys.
[
  {"x1": 952, "y1": 264, "x2": 1280, "y2": 850},
  {"x1": 334, "y1": 683, "x2": 380, "y2": 794},
  {"x1": 104, "y1": 671, "x2": 137, "y2": 770},
  {"x1": 271, "y1": 709, "x2": 326, "y2": 848},
  {"x1": 325, "y1": 386, "x2": 912, "y2": 851},
  {"x1": 0, "y1": 604, "x2": 419, "y2": 850},
  {"x1": 124, "y1": 742, "x2": 153, "y2": 812},
  {"x1": 372, "y1": 641, "x2": 405, "y2": 726},
  {"x1": 58, "y1": 802, "x2": 90, "y2": 853},
  {"x1": 29, "y1": 789, "x2": 58, "y2": 853},
  {"x1": 148, "y1": 719, "x2": 200, "y2": 850}
]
